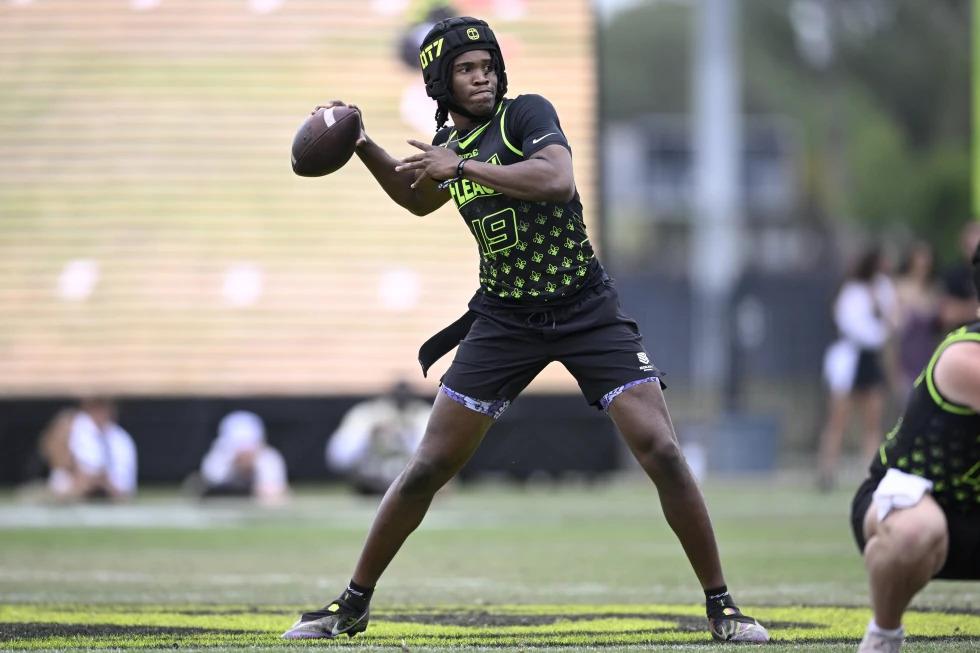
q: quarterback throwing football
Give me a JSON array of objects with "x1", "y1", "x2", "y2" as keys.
[{"x1": 283, "y1": 17, "x2": 768, "y2": 644}]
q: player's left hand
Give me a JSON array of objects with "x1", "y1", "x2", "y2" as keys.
[{"x1": 395, "y1": 140, "x2": 460, "y2": 188}]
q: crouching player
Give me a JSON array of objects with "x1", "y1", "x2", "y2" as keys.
[{"x1": 850, "y1": 239, "x2": 980, "y2": 652}]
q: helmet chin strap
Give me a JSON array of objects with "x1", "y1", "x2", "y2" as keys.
[
  {"x1": 444, "y1": 96, "x2": 493, "y2": 123},
  {"x1": 439, "y1": 49, "x2": 504, "y2": 125}
]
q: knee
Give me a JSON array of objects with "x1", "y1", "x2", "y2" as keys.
[
  {"x1": 631, "y1": 431, "x2": 683, "y2": 471},
  {"x1": 879, "y1": 518, "x2": 947, "y2": 566},
  {"x1": 396, "y1": 456, "x2": 451, "y2": 499}
]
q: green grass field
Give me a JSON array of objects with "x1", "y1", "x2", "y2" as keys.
[{"x1": 1, "y1": 476, "x2": 978, "y2": 652}]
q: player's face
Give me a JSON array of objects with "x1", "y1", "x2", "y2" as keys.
[{"x1": 450, "y1": 50, "x2": 497, "y2": 117}]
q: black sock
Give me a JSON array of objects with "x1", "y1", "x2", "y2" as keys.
[
  {"x1": 705, "y1": 585, "x2": 738, "y2": 617},
  {"x1": 342, "y1": 579, "x2": 374, "y2": 611}
]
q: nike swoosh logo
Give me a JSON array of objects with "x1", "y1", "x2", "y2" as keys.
[{"x1": 532, "y1": 132, "x2": 557, "y2": 144}]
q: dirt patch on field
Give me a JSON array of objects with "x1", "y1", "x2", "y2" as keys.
[
  {"x1": 381, "y1": 611, "x2": 818, "y2": 632},
  {"x1": 382, "y1": 611, "x2": 698, "y2": 628},
  {"x1": 0, "y1": 623, "x2": 243, "y2": 641}
]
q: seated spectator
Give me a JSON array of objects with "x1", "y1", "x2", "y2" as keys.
[
  {"x1": 326, "y1": 381, "x2": 431, "y2": 495},
  {"x1": 197, "y1": 411, "x2": 289, "y2": 504},
  {"x1": 41, "y1": 397, "x2": 137, "y2": 501}
]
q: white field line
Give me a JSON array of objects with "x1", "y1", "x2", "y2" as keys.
[
  {"x1": 0, "y1": 567, "x2": 300, "y2": 585},
  {"x1": 0, "y1": 502, "x2": 554, "y2": 530},
  {"x1": 0, "y1": 504, "x2": 243, "y2": 529}
]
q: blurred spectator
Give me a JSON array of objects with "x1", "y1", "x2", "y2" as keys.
[
  {"x1": 40, "y1": 397, "x2": 137, "y2": 501},
  {"x1": 326, "y1": 381, "x2": 431, "y2": 495},
  {"x1": 396, "y1": 2, "x2": 458, "y2": 134},
  {"x1": 817, "y1": 246, "x2": 899, "y2": 491},
  {"x1": 195, "y1": 411, "x2": 289, "y2": 504},
  {"x1": 939, "y1": 221, "x2": 980, "y2": 330},
  {"x1": 893, "y1": 241, "x2": 941, "y2": 394},
  {"x1": 397, "y1": 2, "x2": 457, "y2": 70}
]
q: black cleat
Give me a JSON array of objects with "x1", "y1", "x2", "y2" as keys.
[
  {"x1": 708, "y1": 605, "x2": 769, "y2": 643},
  {"x1": 281, "y1": 597, "x2": 370, "y2": 640}
]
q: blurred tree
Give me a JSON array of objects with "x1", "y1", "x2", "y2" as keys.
[
  {"x1": 600, "y1": 2, "x2": 691, "y2": 119},
  {"x1": 601, "y1": 0, "x2": 971, "y2": 261}
]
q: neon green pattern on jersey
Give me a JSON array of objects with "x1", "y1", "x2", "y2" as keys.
[
  {"x1": 875, "y1": 322, "x2": 980, "y2": 511},
  {"x1": 436, "y1": 98, "x2": 594, "y2": 302}
]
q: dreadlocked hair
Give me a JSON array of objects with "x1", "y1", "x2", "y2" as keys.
[{"x1": 434, "y1": 102, "x2": 450, "y2": 131}]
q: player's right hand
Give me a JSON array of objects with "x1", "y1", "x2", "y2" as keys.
[{"x1": 312, "y1": 100, "x2": 367, "y2": 148}]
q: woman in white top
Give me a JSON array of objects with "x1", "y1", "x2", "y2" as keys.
[{"x1": 818, "y1": 246, "x2": 899, "y2": 490}]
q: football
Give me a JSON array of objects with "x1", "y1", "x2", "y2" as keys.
[{"x1": 290, "y1": 105, "x2": 361, "y2": 177}]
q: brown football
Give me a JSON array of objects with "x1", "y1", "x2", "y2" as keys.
[{"x1": 290, "y1": 106, "x2": 360, "y2": 177}]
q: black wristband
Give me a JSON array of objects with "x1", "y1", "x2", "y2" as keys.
[{"x1": 437, "y1": 158, "x2": 468, "y2": 190}]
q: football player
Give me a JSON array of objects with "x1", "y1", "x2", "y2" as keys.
[
  {"x1": 283, "y1": 17, "x2": 768, "y2": 644},
  {"x1": 851, "y1": 238, "x2": 980, "y2": 652}
]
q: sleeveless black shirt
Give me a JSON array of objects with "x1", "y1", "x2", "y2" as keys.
[{"x1": 869, "y1": 322, "x2": 980, "y2": 514}]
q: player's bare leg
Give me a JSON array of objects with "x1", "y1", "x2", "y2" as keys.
[
  {"x1": 607, "y1": 381, "x2": 768, "y2": 643},
  {"x1": 352, "y1": 391, "x2": 494, "y2": 585},
  {"x1": 283, "y1": 391, "x2": 493, "y2": 639},
  {"x1": 858, "y1": 496, "x2": 947, "y2": 651},
  {"x1": 608, "y1": 381, "x2": 724, "y2": 588}
]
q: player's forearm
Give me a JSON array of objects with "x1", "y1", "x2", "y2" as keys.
[
  {"x1": 356, "y1": 139, "x2": 432, "y2": 213},
  {"x1": 462, "y1": 157, "x2": 574, "y2": 203}
]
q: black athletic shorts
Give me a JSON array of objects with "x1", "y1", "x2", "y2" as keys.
[
  {"x1": 852, "y1": 349, "x2": 885, "y2": 391},
  {"x1": 851, "y1": 476, "x2": 980, "y2": 580},
  {"x1": 440, "y1": 278, "x2": 663, "y2": 418}
]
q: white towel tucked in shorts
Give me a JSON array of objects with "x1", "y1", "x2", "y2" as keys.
[{"x1": 872, "y1": 468, "x2": 934, "y2": 522}]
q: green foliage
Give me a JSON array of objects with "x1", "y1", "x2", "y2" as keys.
[
  {"x1": 600, "y1": 3, "x2": 691, "y2": 119},
  {"x1": 601, "y1": 0, "x2": 973, "y2": 250},
  {"x1": 835, "y1": 1, "x2": 970, "y2": 152},
  {"x1": 906, "y1": 147, "x2": 973, "y2": 263},
  {"x1": 846, "y1": 90, "x2": 919, "y2": 228}
]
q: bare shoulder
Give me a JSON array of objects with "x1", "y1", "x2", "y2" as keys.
[{"x1": 933, "y1": 340, "x2": 980, "y2": 411}]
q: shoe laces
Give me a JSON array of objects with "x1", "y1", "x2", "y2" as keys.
[
  {"x1": 301, "y1": 597, "x2": 356, "y2": 622},
  {"x1": 712, "y1": 606, "x2": 758, "y2": 625},
  {"x1": 707, "y1": 594, "x2": 758, "y2": 625}
]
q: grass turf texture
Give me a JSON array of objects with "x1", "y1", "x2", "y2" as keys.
[
  {"x1": 1, "y1": 603, "x2": 979, "y2": 650},
  {"x1": 1, "y1": 477, "x2": 978, "y2": 651}
]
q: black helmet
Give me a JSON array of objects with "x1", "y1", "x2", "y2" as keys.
[{"x1": 419, "y1": 17, "x2": 508, "y2": 115}]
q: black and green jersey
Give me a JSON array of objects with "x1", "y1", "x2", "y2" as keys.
[
  {"x1": 869, "y1": 321, "x2": 980, "y2": 514},
  {"x1": 432, "y1": 95, "x2": 596, "y2": 303}
]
